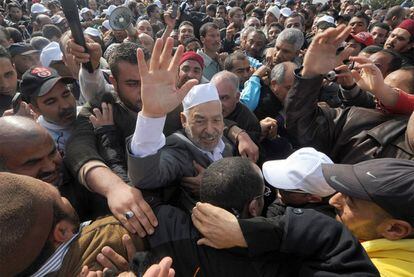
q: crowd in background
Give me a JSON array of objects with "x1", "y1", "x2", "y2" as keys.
[{"x1": 0, "y1": 0, "x2": 414, "y2": 276}]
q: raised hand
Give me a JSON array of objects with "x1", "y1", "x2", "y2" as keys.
[
  {"x1": 191, "y1": 202, "x2": 247, "y2": 249},
  {"x1": 89, "y1": 103, "x2": 114, "y2": 128},
  {"x1": 302, "y1": 25, "x2": 351, "y2": 78},
  {"x1": 138, "y1": 38, "x2": 198, "y2": 118},
  {"x1": 350, "y1": 56, "x2": 386, "y2": 93}
]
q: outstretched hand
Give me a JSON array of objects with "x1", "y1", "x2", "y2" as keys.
[
  {"x1": 138, "y1": 38, "x2": 198, "y2": 118},
  {"x1": 302, "y1": 25, "x2": 351, "y2": 78},
  {"x1": 349, "y1": 56, "x2": 386, "y2": 94}
]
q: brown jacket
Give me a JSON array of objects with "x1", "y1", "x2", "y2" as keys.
[
  {"x1": 58, "y1": 216, "x2": 147, "y2": 276},
  {"x1": 285, "y1": 71, "x2": 414, "y2": 164}
]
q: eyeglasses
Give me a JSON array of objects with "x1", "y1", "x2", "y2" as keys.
[{"x1": 253, "y1": 186, "x2": 271, "y2": 200}]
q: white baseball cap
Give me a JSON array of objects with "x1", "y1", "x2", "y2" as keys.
[
  {"x1": 84, "y1": 27, "x2": 102, "y2": 38},
  {"x1": 182, "y1": 83, "x2": 220, "y2": 111},
  {"x1": 262, "y1": 147, "x2": 336, "y2": 197},
  {"x1": 31, "y1": 3, "x2": 49, "y2": 14},
  {"x1": 40, "y1": 41, "x2": 63, "y2": 67},
  {"x1": 280, "y1": 7, "x2": 292, "y2": 18},
  {"x1": 80, "y1": 7, "x2": 91, "y2": 15},
  {"x1": 317, "y1": 15, "x2": 335, "y2": 25}
]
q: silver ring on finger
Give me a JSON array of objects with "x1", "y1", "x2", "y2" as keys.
[{"x1": 125, "y1": 210, "x2": 135, "y2": 220}]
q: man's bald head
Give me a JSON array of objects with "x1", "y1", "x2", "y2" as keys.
[
  {"x1": 0, "y1": 116, "x2": 47, "y2": 155},
  {"x1": 0, "y1": 116, "x2": 62, "y2": 186},
  {"x1": 0, "y1": 172, "x2": 54, "y2": 276}
]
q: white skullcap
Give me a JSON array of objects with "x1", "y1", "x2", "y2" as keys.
[
  {"x1": 80, "y1": 7, "x2": 91, "y2": 15},
  {"x1": 267, "y1": 6, "x2": 280, "y2": 19},
  {"x1": 317, "y1": 15, "x2": 335, "y2": 25},
  {"x1": 84, "y1": 27, "x2": 102, "y2": 38},
  {"x1": 103, "y1": 5, "x2": 117, "y2": 16},
  {"x1": 262, "y1": 147, "x2": 336, "y2": 197},
  {"x1": 40, "y1": 41, "x2": 62, "y2": 67},
  {"x1": 280, "y1": 7, "x2": 292, "y2": 18},
  {"x1": 182, "y1": 83, "x2": 220, "y2": 111},
  {"x1": 102, "y1": 20, "x2": 111, "y2": 30},
  {"x1": 31, "y1": 3, "x2": 49, "y2": 14}
]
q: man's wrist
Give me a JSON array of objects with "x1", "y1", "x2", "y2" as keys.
[
  {"x1": 300, "y1": 67, "x2": 320, "y2": 78},
  {"x1": 141, "y1": 109, "x2": 167, "y2": 118}
]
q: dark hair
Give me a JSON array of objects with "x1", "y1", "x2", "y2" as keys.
[
  {"x1": 0, "y1": 26, "x2": 11, "y2": 42},
  {"x1": 179, "y1": 20, "x2": 194, "y2": 29},
  {"x1": 384, "y1": 6, "x2": 405, "y2": 21},
  {"x1": 146, "y1": 3, "x2": 158, "y2": 17},
  {"x1": 7, "y1": 2, "x2": 21, "y2": 10},
  {"x1": 288, "y1": 12, "x2": 305, "y2": 26},
  {"x1": 360, "y1": 45, "x2": 382, "y2": 55},
  {"x1": 224, "y1": 50, "x2": 248, "y2": 71},
  {"x1": 108, "y1": 42, "x2": 151, "y2": 80},
  {"x1": 6, "y1": 27, "x2": 22, "y2": 43},
  {"x1": 351, "y1": 11, "x2": 370, "y2": 27},
  {"x1": 42, "y1": 24, "x2": 62, "y2": 40},
  {"x1": 199, "y1": 22, "x2": 219, "y2": 37},
  {"x1": 251, "y1": 8, "x2": 265, "y2": 19},
  {"x1": 228, "y1": 6, "x2": 242, "y2": 18},
  {"x1": 200, "y1": 157, "x2": 263, "y2": 212},
  {"x1": 0, "y1": 44, "x2": 11, "y2": 61},
  {"x1": 249, "y1": 29, "x2": 267, "y2": 43},
  {"x1": 268, "y1": 22, "x2": 284, "y2": 31},
  {"x1": 183, "y1": 36, "x2": 201, "y2": 47},
  {"x1": 369, "y1": 22, "x2": 390, "y2": 33},
  {"x1": 317, "y1": 21, "x2": 336, "y2": 30},
  {"x1": 206, "y1": 4, "x2": 217, "y2": 13},
  {"x1": 379, "y1": 49, "x2": 402, "y2": 73}
]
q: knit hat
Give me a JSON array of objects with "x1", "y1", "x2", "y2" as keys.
[
  {"x1": 397, "y1": 19, "x2": 414, "y2": 38},
  {"x1": 179, "y1": 51, "x2": 204, "y2": 69}
]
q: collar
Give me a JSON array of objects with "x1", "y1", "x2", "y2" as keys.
[
  {"x1": 197, "y1": 49, "x2": 214, "y2": 67},
  {"x1": 195, "y1": 138, "x2": 225, "y2": 162},
  {"x1": 31, "y1": 221, "x2": 91, "y2": 277}
]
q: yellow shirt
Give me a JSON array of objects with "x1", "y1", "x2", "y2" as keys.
[{"x1": 362, "y1": 238, "x2": 414, "y2": 277}]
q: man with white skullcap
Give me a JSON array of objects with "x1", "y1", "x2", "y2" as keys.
[{"x1": 127, "y1": 39, "x2": 236, "y2": 209}]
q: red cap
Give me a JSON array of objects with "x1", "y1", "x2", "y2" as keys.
[
  {"x1": 397, "y1": 19, "x2": 414, "y2": 38},
  {"x1": 179, "y1": 51, "x2": 204, "y2": 69},
  {"x1": 348, "y1": 32, "x2": 375, "y2": 47}
]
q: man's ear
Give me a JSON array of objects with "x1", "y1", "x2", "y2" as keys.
[
  {"x1": 109, "y1": 75, "x2": 117, "y2": 87},
  {"x1": 379, "y1": 219, "x2": 413, "y2": 240},
  {"x1": 51, "y1": 220, "x2": 76, "y2": 247},
  {"x1": 29, "y1": 102, "x2": 40, "y2": 114},
  {"x1": 236, "y1": 92, "x2": 240, "y2": 101},
  {"x1": 248, "y1": 199, "x2": 261, "y2": 217},
  {"x1": 180, "y1": 112, "x2": 187, "y2": 128},
  {"x1": 305, "y1": 194, "x2": 322, "y2": 203}
]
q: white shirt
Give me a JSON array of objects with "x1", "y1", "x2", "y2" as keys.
[{"x1": 131, "y1": 112, "x2": 225, "y2": 161}]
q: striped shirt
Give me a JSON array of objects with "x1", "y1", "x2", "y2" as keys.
[{"x1": 31, "y1": 221, "x2": 91, "y2": 277}]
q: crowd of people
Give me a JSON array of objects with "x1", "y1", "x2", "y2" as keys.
[{"x1": 0, "y1": 0, "x2": 413, "y2": 276}]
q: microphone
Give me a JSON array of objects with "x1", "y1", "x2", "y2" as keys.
[{"x1": 60, "y1": 0, "x2": 94, "y2": 73}]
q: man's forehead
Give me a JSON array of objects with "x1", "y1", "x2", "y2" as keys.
[
  {"x1": 181, "y1": 60, "x2": 202, "y2": 69},
  {"x1": 233, "y1": 58, "x2": 249, "y2": 68},
  {"x1": 393, "y1": 28, "x2": 411, "y2": 39}
]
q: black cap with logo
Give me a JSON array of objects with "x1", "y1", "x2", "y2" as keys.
[
  {"x1": 322, "y1": 158, "x2": 414, "y2": 226},
  {"x1": 20, "y1": 67, "x2": 75, "y2": 101}
]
